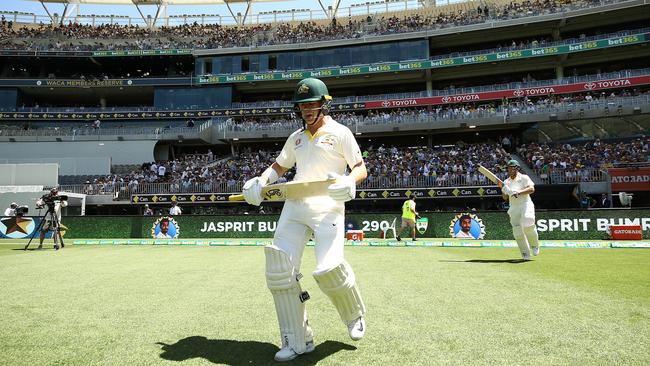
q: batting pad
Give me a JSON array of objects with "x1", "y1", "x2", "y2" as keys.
[
  {"x1": 513, "y1": 226, "x2": 530, "y2": 257},
  {"x1": 313, "y1": 261, "x2": 366, "y2": 325},
  {"x1": 524, "y1": 225, "x2": 540, "y2": 249},
  {"x1": 265, "y1": 245, "x2": 313, "y2": 354}
]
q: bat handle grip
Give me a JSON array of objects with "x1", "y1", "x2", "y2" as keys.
[{"x1": 228, "y1": 194, "x2": 245, "y2": 201}]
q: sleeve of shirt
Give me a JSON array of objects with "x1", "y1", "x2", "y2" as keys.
[
  {"x1": 524, "y1": 174, "x2": 535, "y2": 188},
  {"x1": 339, "y1": 126, "x2": 363, "y2": 169},
  {"x1": 276, "y1": 132, "x2": 296, "y2": 169}
]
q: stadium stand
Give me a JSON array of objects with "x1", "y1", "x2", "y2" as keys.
[{"x1": 1, "y1": 0, "x2": 649, "y2": 214}]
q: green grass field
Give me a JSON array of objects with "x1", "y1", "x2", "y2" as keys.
[{"x1": 1, "y1": 241, "x2": 649, "y2": 366}]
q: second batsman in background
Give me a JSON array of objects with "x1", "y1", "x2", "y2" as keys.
[
  {"x1": 242, "y1": 78, "x2": 367, "y2": 362},
  {"x1": 502, "y1": 160, "x2": 540, "y2": 260},
  {"x1": 396, "y1": 195, "x2": 418, "y2": 241}
]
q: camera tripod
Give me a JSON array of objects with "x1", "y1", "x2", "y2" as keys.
[{"x1": 24, "y1": 205, "x2": 65, "y2": 251}]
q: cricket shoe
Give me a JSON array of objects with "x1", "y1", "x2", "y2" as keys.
[
  {"x1": 396, "y1": 236, "x2": 402, "y2": 242},
  {"x1": 521, "y1": 252, "x2": 531, "y2": 261},
  {"x1": 54, "y1": 245, "x2": 59, "y2": 251},
  {"x1": 347, "y1": 316, "x2": 365, "y2": 341},
  {"x1": 274, "y1": 339, "x2": 315, "y2": 362},
  {"x1": 532, "y1": 246, "x2": 540, "y2": 256}
]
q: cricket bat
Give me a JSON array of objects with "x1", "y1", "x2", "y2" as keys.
[
  {"x1": 477, "y1": 165, "x2": 504, "y2": 188},
  {"x1": 229, "y1": 178, "x2": 336, "y2": 202}
]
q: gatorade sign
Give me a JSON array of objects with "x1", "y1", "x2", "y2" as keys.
[{"x1": 608, "y1": 167, "x2": 650, "y2": 191}]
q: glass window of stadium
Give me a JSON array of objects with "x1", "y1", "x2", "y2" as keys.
[
  {"x1": 207, "y1": 40, "x2": 427, "y2": 74},
  {"x1": 154, "y1": 86, "x2": 232, "y2": 110}
]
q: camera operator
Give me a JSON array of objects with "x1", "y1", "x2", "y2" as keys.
[
  {"x1": 35, "y1": 188, "x2": 68, "y2": 250},
  {"x1": 4, "y1": 202, "x2": 17, "y2": 216}
]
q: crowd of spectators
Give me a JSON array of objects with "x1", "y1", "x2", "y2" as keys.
[
  {"x1": 72, "y1": 143, "x2": 513, "y2": 195},
  {"x1": 62, "y1": 135, "x2": 649, "y2": 198},
  {"x1": 1, "y1": 0, "x2": 602, "y2": 51},
  {"x1": 2, "y1": 88, "x2": 647, "y2": 139},
  {"x1": 75, "y1": 149, "x2": 285, "y2": 196},
  {"x1": 519, "y1": 137, "x2": 649, "y2": 182},
  {"x1": 363, "y1": 143, "x2": 511, "y2": 188},
  {"x1": 220, "y1": 89, "x2": 650, "y2": 133}
]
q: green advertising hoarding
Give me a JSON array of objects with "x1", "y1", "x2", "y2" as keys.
[
  {"x1": 44, "y1": 210, "x2": 650, "y2": 240},
  {"x1": 197, "y1": 33, "x2": 647, "y2": 84},
  {"x1": 91, "y1": 49, "x2": 192, "y2": 57}
]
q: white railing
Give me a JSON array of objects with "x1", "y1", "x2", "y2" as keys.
[{"x1": 535, "y1": 168, "x2": 608, "y2": 184}]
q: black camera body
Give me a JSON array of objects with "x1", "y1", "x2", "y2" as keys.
[
  {"x1": 39, "y1": 193, "x2": 68, "y2": 210},
  {"x1": 15, "y1": 206, "x2": 29, "y2": 217}
]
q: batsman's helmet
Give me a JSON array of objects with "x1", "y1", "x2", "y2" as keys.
[
  {"x1": 293, "y1": 78, "x2": 332, "y2": 112},
  {"x1": 507, "y1": 159, "x2": 520, "y2": 168}
]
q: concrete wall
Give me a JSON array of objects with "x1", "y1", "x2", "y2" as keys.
[
  {"x1": 0, "y1": 164, "x2": 58, "y2": 185},
  {"x1": 0, "y1": 140, "x2": 157, "y2": 166}
]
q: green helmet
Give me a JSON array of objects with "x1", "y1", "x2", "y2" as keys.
[
  {"x1": 507, "y1": 159, "x2": 520, "y2": 167},
  {"x1": 292, "y1": 78, "x2": 332, "y2": 105}
]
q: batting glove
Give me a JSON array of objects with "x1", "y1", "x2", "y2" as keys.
[
  {"x1": 242, "y1": 176, "x2": 264, "y2": 206},
  {"x1": 327, "y1": 172, "x2": 356, "y2": 202},
  {"x1": 501, "y1": 186, "x2": 512, "y2": 196}
]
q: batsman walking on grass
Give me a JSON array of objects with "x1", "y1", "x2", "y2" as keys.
[
  {"x1": 242, "y1": 78, "x2": 367, "y2": 362},
  {"x1": 502, "y1": 160, "x2": 540, "y2": 260}
]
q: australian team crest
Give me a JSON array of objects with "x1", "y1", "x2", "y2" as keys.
[
  {"x1": 151, "y1": 216, "x2": 180, "y2": 239},
  {"x1": 416, "y1": 217, "x2": 428, "y2": 235},
  {"x1": 297, "y1": 84, "x2": 310, "y2": 94},
  {"x1": 449, "y1": 212, "x2": 485, "y2": 239}
]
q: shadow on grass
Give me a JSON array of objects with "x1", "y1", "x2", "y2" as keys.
[
  {"x1": 11, "y1": 247, "x2": 55, "y2": 251},
  {"x1": 440, "y1": 259, "x2": 529, "y2": 264},
  {"x1": 157, "y1": 336, "x2": 356, "y2": 365}
]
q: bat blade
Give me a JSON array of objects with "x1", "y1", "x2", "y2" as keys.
[
  {"x1": 478, "y1": 165, "x2": 503, "y2": 188},
  {"x1": 229, "y1": 178, "x2": 336, "y2": 202}
]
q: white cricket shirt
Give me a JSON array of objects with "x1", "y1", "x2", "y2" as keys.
[
  {"x1": 504, "y1": 172, "x2": 534, "y2": 206},
  {"x1": 276, "y1": 116, "x2": 363, "y2": 182}
]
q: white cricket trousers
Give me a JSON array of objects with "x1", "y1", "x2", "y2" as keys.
[
  {"x1": 273, "y1": 199, "x2": 345, "y2": 272},
  {"x1": 508, "y1": 201, "x2": 536, "y2": 228}
]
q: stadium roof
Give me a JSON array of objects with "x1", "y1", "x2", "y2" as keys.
[
  {"x1": 29, "y1": 0, "x2": 274, "y2": 4},
  {"x1": 29, "y1": 0, "x2": 314, "y2": 26}
]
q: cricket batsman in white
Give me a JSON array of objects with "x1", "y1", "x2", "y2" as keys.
[
  {"x1": 242, "y1": 78, "x2": 367, "y2": 361},
  {"x1": 502, "y1": 159, "x2": 540, "y2": 260}
]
